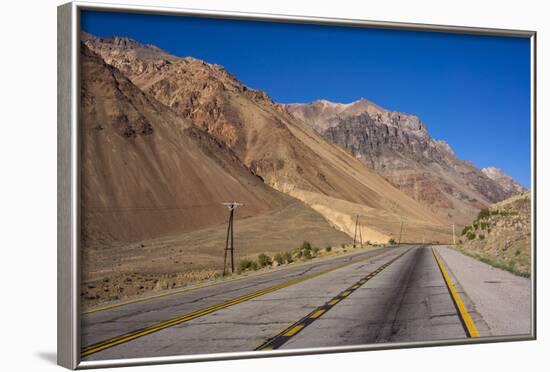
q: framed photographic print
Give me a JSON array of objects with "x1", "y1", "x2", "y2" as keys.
[{"x1": 57, "y1": 1, "x2": 536, "y2": 369}]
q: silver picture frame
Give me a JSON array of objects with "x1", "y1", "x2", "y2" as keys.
[{"x1": 58, "y1": 1, "x2": 537, "y2": 369}]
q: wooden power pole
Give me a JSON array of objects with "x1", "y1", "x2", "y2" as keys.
[
  {"x1": 222, "y1": 202, "x2": 243, "y2": 276},
  {"x1": 359, "y1": 219, "x2": 363, "y2": 249},
  {"x1": 353, "y1": 215, "x2": 363, "y2": 248},
  {"x1": 398, "y1": 219, "x2": 404, "y2": 245},
  {"x1": 353, "y1": 215, "x2": 359, "y2": 248}
]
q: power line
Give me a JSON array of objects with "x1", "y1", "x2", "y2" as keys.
[{"x1": 86, "y1": 203, "x2": 226, "y2": 213}]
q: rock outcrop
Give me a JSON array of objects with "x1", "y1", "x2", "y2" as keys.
[{"x1": 287, "y1": 99, "x2": 522, "y2": 225}]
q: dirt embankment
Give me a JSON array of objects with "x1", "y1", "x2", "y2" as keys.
[{"x1": 456, "y1": 192, "x2": 531, "y2": 276}]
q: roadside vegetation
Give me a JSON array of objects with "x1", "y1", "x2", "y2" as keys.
[
  {"x1": 236, "y1": 239, "x2": 391, "y2": 274},
  {"x1": 460, "y1": 208, "x2": 505, "y2": 242},
  {"x1": 83, "y1": 236, "x2": 398, "y2": 307},
  {"x1": 458, "y1": 250, "x2": 530, "y2": 278},
  {"x1": 456, "y1": 193, "x2": 531, "y2": 278}
]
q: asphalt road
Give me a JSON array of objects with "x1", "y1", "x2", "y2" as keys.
[{"x1": 81, "y1": 245, "x2": 531, "y2": 362}]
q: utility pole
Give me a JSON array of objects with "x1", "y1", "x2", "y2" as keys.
[
  {"x1": 222, "y1": 202, "x2": 243, "y2": 276},
  {"x1": 452, "y1": 223, "x2": 456, "y2": 245},
  {"x1": 398, "y1": 218, "x2": 404, "y2": 245},
  {"x1": 359, "y1": 216, "x2": 363, "y2": 249},
  {"x1": 353, "y1": 215, "x2": 359, "y2": 248},
  {"x1": 353, "y1": 215, "x2": 363, "y2": 249}
]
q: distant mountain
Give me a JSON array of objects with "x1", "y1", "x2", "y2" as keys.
[
  {"x1": 286, "y1": 99, "x2": 522, "y2": 226},
  {"x1": 83, "y1": 34, "x2": 451, "y2": 243},
  {"x1": 482, "y1": 167, "x2": 527, "y2": 196}
]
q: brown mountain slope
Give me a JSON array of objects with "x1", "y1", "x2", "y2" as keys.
[
  {"x1": 80, "y1": 43, "x2": 349, "y2": 243},
  {"x1": 81, "y1": 43, "x2": 284, "y2": 242},
  {"x1": 84, "y1": 34, "x2": 451, "y2": 243},
  {"x1": 80, "y1": 43, "x2": 352, "y2": 303},
  {"x1": 287, "y1": 99, "x2": 519, "y2": 226}
]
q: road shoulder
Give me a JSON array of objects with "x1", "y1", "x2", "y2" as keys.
[{"x1": 435, "y1": 246, "x2": 531, "y2": 337}]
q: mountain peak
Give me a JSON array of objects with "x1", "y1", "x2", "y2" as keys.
[
  {"x1": 308, "y1": 97, "x2": 374, "y2": 108},
  {"x1": 482, "y1": 167, "x2": 527, "y2": 195},
  {"x1": 287, "y1": 96, "x2": 425, "y2": 134},
  {"x1": 82, "y1": 32, "x2": 176, "y2": 64},
  {"x1": 352, "y1": 97, "x2": 374, "y2": 105},
  {"x1": 307, "y1": 99, "x2": 347, "y2": 108},
  {"x1": 287, "y1": 97, "x2": 520, "y2": 225}
]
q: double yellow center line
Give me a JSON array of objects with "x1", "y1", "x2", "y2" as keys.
[
  {"x1": 255, "y1": 248, "x2": 479, "y2": 351},
  {"x1": 81, "y1": 249, "x2": 393, "y2": 358},
  {"x1": 255, "y1": 249, "x2": 411, "y2": 350}
]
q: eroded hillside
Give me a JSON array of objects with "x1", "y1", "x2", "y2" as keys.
[{"x1": 457, "y1": 192, "x2": 531, "y2": 276}]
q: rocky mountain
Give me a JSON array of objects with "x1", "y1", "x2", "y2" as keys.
[
  {"x1": 83, "y1": 34, "x2": 452, "y2": 244},
  {"x1": 457, "y1": 192, "x2": 531, "y2": 276},
  {"x1": 286, "y1": 99, "x2": 522, "y2": 226},
  {"x1": 482, "y1": 167, "x2": 527, "y2": 196}
]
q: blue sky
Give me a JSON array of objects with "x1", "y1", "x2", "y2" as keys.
[{"x1": 82, "y1": 11, "x2": 532, "y2": 188}]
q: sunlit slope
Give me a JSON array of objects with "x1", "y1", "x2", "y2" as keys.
[
  {"x1": 80, "y1": 44, "x2": 347, "y2": 249},
  {"x1": 84, "y1": 34, "x2": 451, "y2": 243}
]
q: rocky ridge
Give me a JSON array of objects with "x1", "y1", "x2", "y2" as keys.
[
  {"x1": 482, "y1": 167, "x2": 527, "y2": 196},
  {"x1": 287, "y1": 99, "x2": 522, "y2": 225}
]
